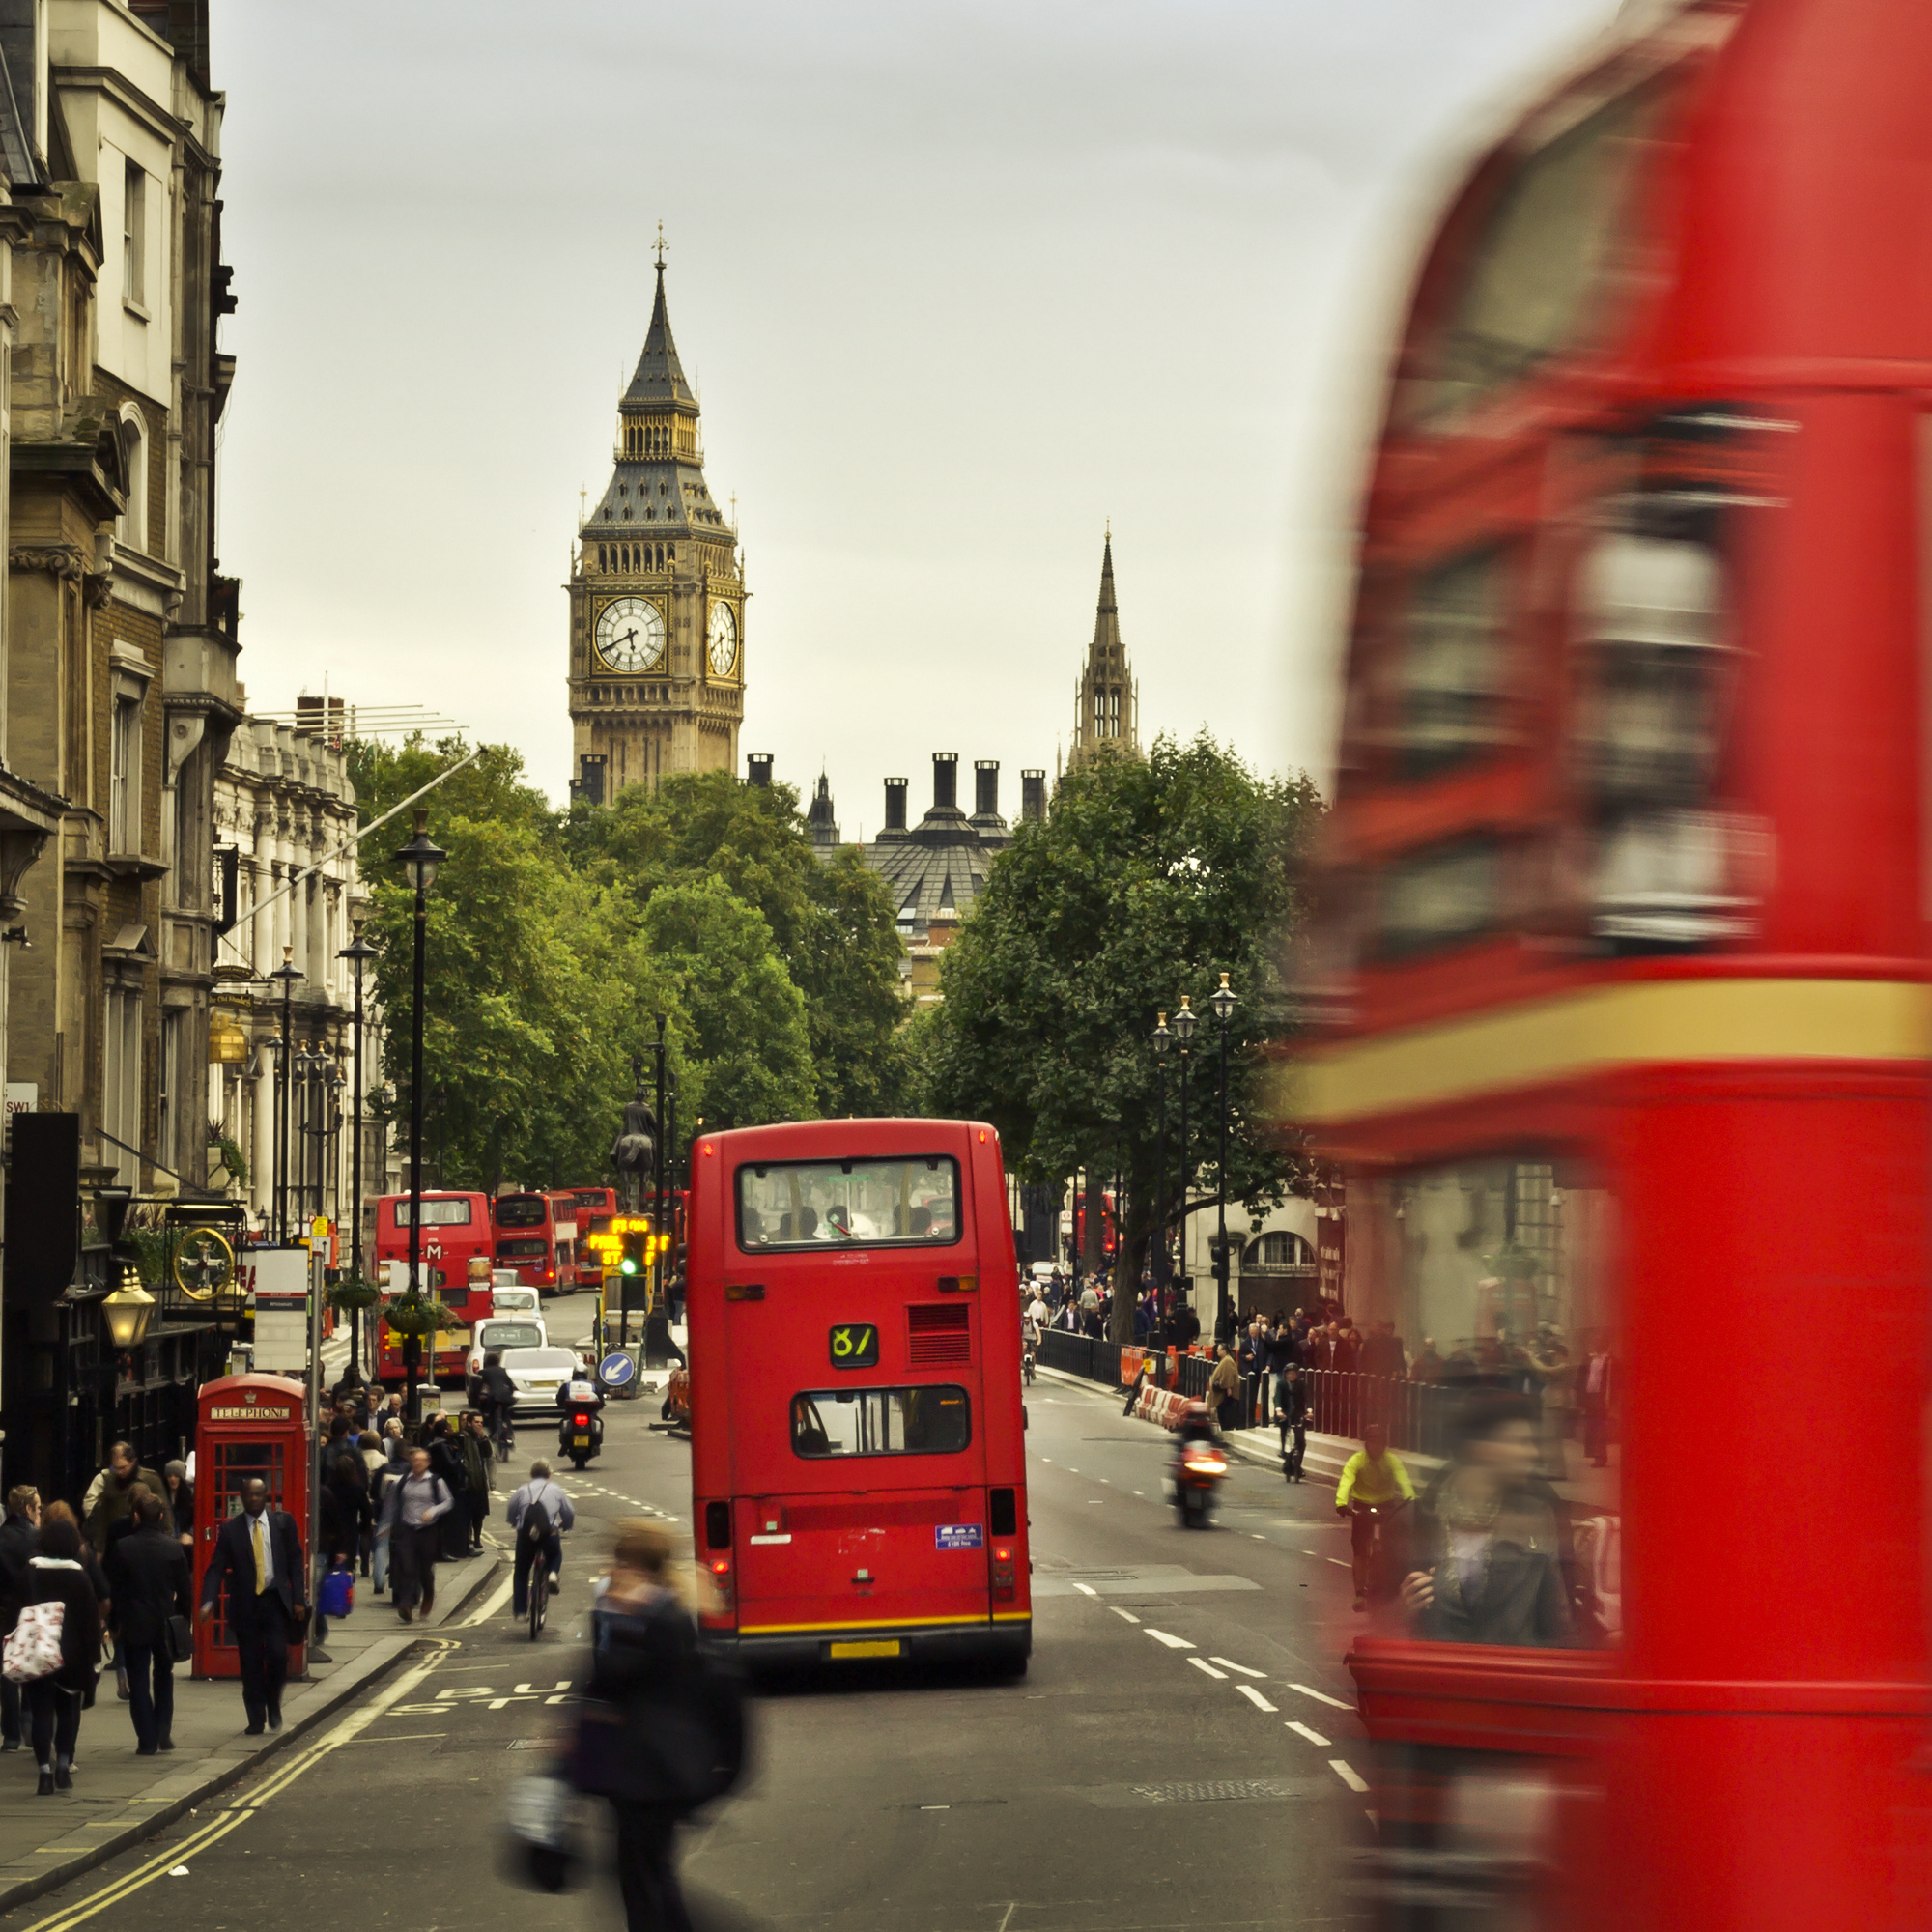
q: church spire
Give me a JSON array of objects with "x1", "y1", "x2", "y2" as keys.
[
  {"x1": 1066, "y1": 527, "x2": 1138, "y2": 771},
  {"x1": 625, "y1": 258, "x2": 697, "y2": 410}
]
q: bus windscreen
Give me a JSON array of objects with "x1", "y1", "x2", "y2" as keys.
[
  {"x1": 738, "y1": 1156, "x2": 959, "y2": 1250},
  {"x1": 390, "y1": 1199, "x2": 473, "y2": 1227},
  {"x1": 494, "y1": 1196, "x2": 547, "y2": 1228},
  {"x1": 790, "y1": 1386, "x2": 971, "y2": 1458}
]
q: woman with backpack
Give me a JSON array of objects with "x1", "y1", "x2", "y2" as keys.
[{"x1": 15, "y1": 1515, "x2": 100, "y2": 1793}]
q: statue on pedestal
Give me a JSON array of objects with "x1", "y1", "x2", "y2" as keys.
[{"x1": 612, "y1": 1085, "x2": 660, "y2": 1214}]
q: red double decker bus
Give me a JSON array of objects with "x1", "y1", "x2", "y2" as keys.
[
  {"x1": 1298, "y1": 4, "x2": 1932, "y2": 1925},
  {"x1": 369, "y1": 1191, "x2": 493, "y2": 1386},
  {"x1": 687, "y1": 1119, "x2": 1031, "y2": 1671},
  {"x1": 492, "y1": 1191, "x2": 575, "y2": 1297},
  {"x1": 567, "y1": 1184, "x2": 619, "y2": 1290}
]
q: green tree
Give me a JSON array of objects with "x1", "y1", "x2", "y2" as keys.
[
  {"x1": 637, "y1": 877, "x2": 815, "y2": 1131},
  {"x1": 923, "y1": 732, "x2": 1322, "y2": 1342}
]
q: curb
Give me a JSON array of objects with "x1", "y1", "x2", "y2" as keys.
[{"x1": 0, "y1": 1554, "x2": 503, "y2": 1917}]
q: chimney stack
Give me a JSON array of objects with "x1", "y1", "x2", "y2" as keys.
[
  {"x1": 931, "y1": 753, "x2": 958, "y2": 812},
  {"x1": 1021, "y1": 769, "x2": 1046, "y2": 822},
  {"x1": 746, "y1": 753, "x2": 773, "y2": 787},
  {"x1": 973, "y1": 759, "x2": 1000, "y2": 819},
  {"x1": 883, "y1": 777, "x2": 908, "y2": 832}
]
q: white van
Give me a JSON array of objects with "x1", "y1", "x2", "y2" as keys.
[
  {"x1": 467, "y1": 1313, "x2": 549, "y2": 1384},
  {"x1": 490, "y1": 1285, "x2": 541, "y2": 1318}
]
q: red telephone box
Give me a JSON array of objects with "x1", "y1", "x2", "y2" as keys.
[{"x1": 192, "y1": 1374, "x2": 309, "y2": 1680}]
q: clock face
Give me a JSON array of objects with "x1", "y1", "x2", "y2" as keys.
[
  {"x1": 707, "y1": 601, "x2": 737, "y2": 676},
  {"x1": 595, "y1": 596, "x2": 665, "y2": 673}
]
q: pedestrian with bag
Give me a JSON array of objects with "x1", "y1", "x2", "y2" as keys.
[
  {"x1": 0, "y1": 1486, "x2": 39, "y2": 1753},
  {"x1": 427, "y1": 1418, "x2": 470, "y2": 1563},
  {"x1": 11, "y1": 1515, "x2": 100, "y2": 1793},
  {"x1": 569, "y1": 1522, "x2": 746, "y2": 1931},
  {"x1": 457, "y1": 1410, "x2": 493, "y2": 1551},
  {"x1": 103, "y1": 1489, "x2": 189, "y2": 1755},
  {"x1": 196, "y1": 1478, "x2": 305, "y2": 1735},
  {"x1": 1208, "y1": 1343, "x2": 1242, "y2": 1434},
  {"x1": 504, "y1": 1460, "x2": 575, "y2": 1616},
  {"x1": 82, "y1": 1441, "x2": 172, "y2": 1555},
  {"x1": 378, "y1": 1446, "x2": 453, "y2": 1623}
]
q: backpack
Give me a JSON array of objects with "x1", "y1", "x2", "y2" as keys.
[{"x1": 3, "y1": 1600, "x2": 64, "y2": 1683}]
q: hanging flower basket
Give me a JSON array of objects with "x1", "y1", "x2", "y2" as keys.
[
  {"x1": 327, "y1": 1276, "x2": 382, "y2": 1313},
  {"x1": 384, "y1": 1293, "x2": 459, "y2": 1336}
]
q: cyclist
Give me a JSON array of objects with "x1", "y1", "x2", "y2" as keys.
[
  {"x1": 503, "y1": 1459, "x2": 575, "y2": 1618},
  {"x1": 1334, "y1": 1421, "x2": 1415, "y2": 1612},
  {"x1": 477, "y1": 1350, "x2": 518, "y2": 1460}
]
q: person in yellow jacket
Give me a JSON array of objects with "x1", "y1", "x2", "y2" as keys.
[{"x1": 1334, "y1": 1422, "x2": 1415, "y2": 1611}]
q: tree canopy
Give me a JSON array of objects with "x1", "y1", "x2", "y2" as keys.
[
  {"x1": 348, "y1": 740, "x2": 911, "y2": 1195},
  {"x1": 919, "y1": 731, "x2": 1321, "y2": 1339}
]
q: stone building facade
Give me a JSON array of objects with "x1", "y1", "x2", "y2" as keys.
[{"x1": 213, "y1": 711, "x2": 388, "y2": 1242}]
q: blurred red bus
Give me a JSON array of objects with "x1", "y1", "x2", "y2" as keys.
[
  {"x1": 686, "y1": 1119, "x2": 1031, "y2": 1671},
  {"x1": 492, "y1": 1190, "x2": 575, "y2": 1298},
  {"x1": 1300, "y1": 4, "x2": 1932, "y2": 1927},
  {"x1": 370, "y1": 1190, "x2": 492, "y2": 1386}
]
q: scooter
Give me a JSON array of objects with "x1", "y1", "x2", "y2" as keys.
[
  {"x1": 559, "y1": 1402, "x2": 605, "y2": 1470},
  {"x1": 1173, "y1": 1438, "x2": 1228, "y2": 1529}
]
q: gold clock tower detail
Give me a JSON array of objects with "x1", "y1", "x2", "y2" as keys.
[{"x1": 567, "y1": 253, "x2": 746, "y2": 799}]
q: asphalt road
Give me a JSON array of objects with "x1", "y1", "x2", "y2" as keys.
[{"x1": 8, "y1": 1334, "x2": 1373, "y2": 1932}]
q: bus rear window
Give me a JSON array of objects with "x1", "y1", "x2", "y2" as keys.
[
  {"x1": 496, "y1": 1239, "x2": 547, "y2": 1260},
  {"x1": 390, "y1": 1199, "x2": 473, "y2": 1228},
  {"x1": 738, "y1": 1157, "x2": 960, "y2": 1251},
  {"x1": 790, "y1": 1386, "x2": 971, "y2": 1459},
  {"x1": 494, "y1": 1196, "x2": 546, "y2": 1229}
]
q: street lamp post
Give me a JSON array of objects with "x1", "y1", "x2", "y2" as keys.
[
  {"x1": 647, "y1": 1012, "x2": 669, "y2": 1365},
  {"x1": 1209, "y1": 972, "x2": 1237, "y2": 1344},
  {"x1": 339, "y1": 924, "x2": 378, "y2": 1388},
  {"x1": 269, "y1": 948, "x2": 303, "y2": 1243},
  {"x1": 396, "y1": 809, "x2": 446, "y2": 1427},
  {"x1": 1173, "y1": 995, "x2": 1196, "y2": 1336},
  {"x1": 1151, "y1": 1011, "x2": 1172, "y2": 1342}
]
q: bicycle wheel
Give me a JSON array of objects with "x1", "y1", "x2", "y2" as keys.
[{"x1": 528, "y1": 1561, "x2": 547, "y2": 1638}]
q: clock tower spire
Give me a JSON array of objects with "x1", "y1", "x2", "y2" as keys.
[{"x1": 567, "y1": 250, "x2": 747, "y2": 800}]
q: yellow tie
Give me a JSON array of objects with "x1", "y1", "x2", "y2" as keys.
[{"x1": 252, "y1": 1516, "x2": 268, "y2": 1594}]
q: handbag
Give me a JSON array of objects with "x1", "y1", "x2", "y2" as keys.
[
  {"x1": 3, "y1": 1601, "x2": 64, "y2": 1684},
  {"x1": 319, "y1": 1565, "x2": 355, "y2": 1620},
  {"x1": 500, "y1": 1767, "x2": 583, "y2": 1893},
  {"x1": 163, "y1": 1613, "x2": 194, "y2": 1665}
]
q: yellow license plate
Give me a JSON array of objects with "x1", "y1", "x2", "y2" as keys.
[{"x1": 828, "y1": 1639, "x2": 901, "y2": 1660}]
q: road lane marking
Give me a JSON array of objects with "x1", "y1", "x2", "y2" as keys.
[
  {"x1": 1145, "y1": 1629, "x2": 1194, "y2": 1649},
  {"x1": 1110, "y1": 1608, "x2": 1140, "y2": 1623},
  {"x1": 1188, "y1": 1658, "x2": 1229, "y2": 1681},
  {"x1": 1071, "y1": 1582, "x2": 1097, "y2": 1597},
  {"x1": 460, "y1": 1572, "x2": 515, "y2": 1626},
  {"x1": 1236, "y1": 1685, "x2": 1278, "y2": 1712},
  {"x1": 1286, "y1": 1720, "x2": 1331, "y2": 1747},
  {"x1": 1303, "y1": 1549, "x2": 1320, "y2": 1556},
  {"x1": 1131, "y1": 1491, "x2": 1144, "y2": 1497},
  {"x1": 1290, "y1": 1683, "x2": 1353, "y2": 1711},
  {"x1": 1209, "y1": 1658, "x2": 1267, "y2": 1678},
  {"x1": 1327, "y1": 1558, "x2": 1350, "y2": 1568},
  {"x1": 1330, "y1": 1760, "x2": 1370, "y2": 1793},
  {"x1": 1252, "y1": 1533, "x2": 1266, "y2": 1540}
]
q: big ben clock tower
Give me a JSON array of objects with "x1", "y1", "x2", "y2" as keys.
[{"x1": 567, "y1": 250, "x2": 746, "y2": 799}]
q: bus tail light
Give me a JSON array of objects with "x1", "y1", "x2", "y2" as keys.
[
  {"x1": 707, "y1": 1555, "x2": 734, "y2": 1614},
  {"x1": 991, "y1": 1545, "x2": 1016, "y2": 1604}
]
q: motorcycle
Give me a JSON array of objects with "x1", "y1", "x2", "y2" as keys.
[
  {"x1": 1173, "y1": 1438, "x2": 1228, "y2": 1529},
  {"x1": 559, "y1": 1403, "x2": 604, "y2": 1469}
]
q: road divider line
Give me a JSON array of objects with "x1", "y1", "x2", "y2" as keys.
[
  {"x1": 1236, "y1": 1685, "x2": 1278, "y2": 1712},
  {"x1": 1188, "y1": 1658, "x2": 1229, "y2": 1681},
  {"x1": 1071, "y1": 1581, "x2": 1097, "y2": 1598},
  {"x1": 461, "y1": 1573, "x2": 516, "y2": 1626},
  {"x1": 1286, "y1": 1720, "x2": 1331, "y2": 1747},
  {"x1": 1290, "y1": 1683, "x2": 1353, "y2": 1711},
  {"x1": 1145, "y1": 1630, "x2": 1193, "y2": 1650},
  {"x1": 1329, "y1": 1760, "x2": 1369, "y2": 1794},
  {"x1": 1110, "y1": 1608, "x2": 1140, "y2": 1624},
  {"x1": 1326, "y1": 1558, "x2": 1350, "y2": 1568},
  {"x1": 1209, "y1": 1658, "x2": 1267, "y2": 1678}
]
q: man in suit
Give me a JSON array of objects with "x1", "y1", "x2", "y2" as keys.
[{"x1": 196, "y1": 1478, "x2": 305, "y2": 1736}]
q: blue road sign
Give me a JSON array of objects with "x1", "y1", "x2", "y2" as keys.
[{"x1": 599, "y1": 1351, "x2": 638, "y2": 1387}]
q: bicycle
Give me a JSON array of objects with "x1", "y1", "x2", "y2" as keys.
[
  {"x1": 527, "y1": 1550, "x2": 548, "y2": 1639},
  {"x1": 490, "y1": 1402, "x2": 517, "y2": 1464}
]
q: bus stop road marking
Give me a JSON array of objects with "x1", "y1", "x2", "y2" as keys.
[
  {"x1": 1210, "y1": 1658, "x2": 1267, "y2": 1678},
  {"x1": 1286, "y1": 1720, "x2": 1331, "y2": 1747},
  {"x1": 1071, "y1": 1582, "x2": 1097, "y2": 1597},
  {"x1": 1290, "y1": 1683, "x2": 1353, "y2": 1711},
  {"x1": 1146, "y1": 1629, "x2": 1193, "y2": 1650},
  {"x1": 1236, "y1": 1685, "x2": 1278, "y2": 1712},
  {"x1": 1110, "y1": 1608, "x2": 1140, "y2": 1623}
]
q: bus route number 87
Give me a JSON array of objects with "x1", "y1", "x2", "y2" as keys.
[{"x1": 829, "y1": 1323, "x2": 880, "y2": 1369}]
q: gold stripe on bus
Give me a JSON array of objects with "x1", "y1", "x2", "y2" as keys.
[{"x1": 1286, "y1": 978, "x2": 1932, "y2": 1127}]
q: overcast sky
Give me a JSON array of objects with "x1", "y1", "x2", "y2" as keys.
[{"x1": 206, "y1": 0, "x2": 1617, "y2": 824}]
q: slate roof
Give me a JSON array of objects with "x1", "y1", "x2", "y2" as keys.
[
  {"x1": 624, "y1": 264, "x2": 696, "y2": 410},
  {"x1": 862, "y1": 774, "x2": 1011, "y2": 941}
]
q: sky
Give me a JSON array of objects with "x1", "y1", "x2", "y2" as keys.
[{"x1": 207, "y1": 0, "x2": 1619, "y2": 824}]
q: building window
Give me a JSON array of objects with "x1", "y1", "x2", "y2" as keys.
[
  {"x1": 158, "y1": 1009, "x2": 183, "y2": 1176},
  {"x1": 123, "y1": 160, "x2": 146, "y2": 306},
  {"x1": 118, "y1": 407, "x2": 148, "y2": 553},
  {"x1": 1243, "y1": 1231, "x2": 1316, "y2": 1268},
  {"x1": 102, "y1": 987, "x2": 142, "y2": 1186},
  {"x1": 110, "y1": 694, "x2": 141, "y2": 852}
]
